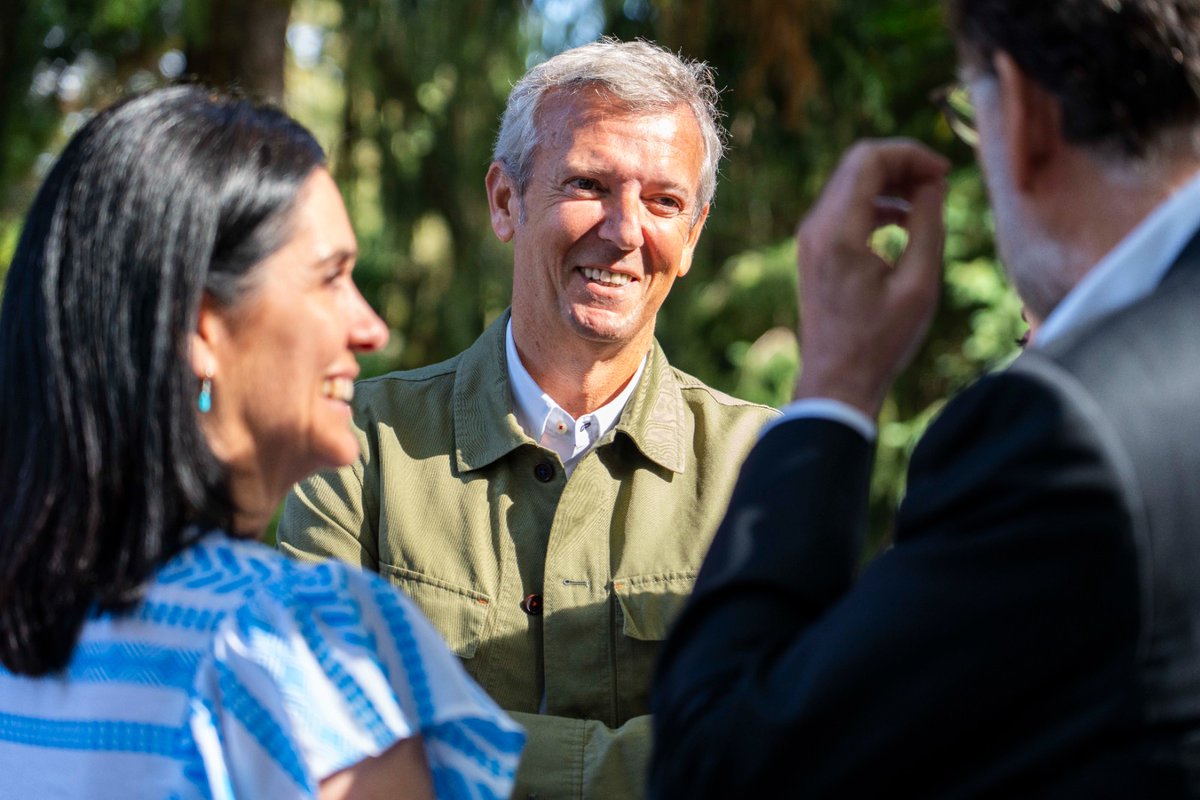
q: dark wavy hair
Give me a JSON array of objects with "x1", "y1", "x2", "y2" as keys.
[
  {"x1": 949, "y1": 0, "x2": 1200, "y2": 157},
  {"x1": 0, "y1": 86, "x2": 325, "y2": 675}
]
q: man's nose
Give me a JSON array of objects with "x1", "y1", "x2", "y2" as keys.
[{"x1": 598, "y1": 190, "x2": 645, "y2": 250}]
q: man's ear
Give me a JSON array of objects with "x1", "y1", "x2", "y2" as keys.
[
  {"x1": 994, "y1": 51, "x2": 1062, "y2": 192},
  {"x1": 676, "y1": 203, "x2": 710, "y2": 279},
  {"x1": 486, "y1": 163, "x2": 519, "y2": 242}
]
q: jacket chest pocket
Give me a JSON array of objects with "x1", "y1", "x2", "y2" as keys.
[
  {"x1": 610, "y1": 572, "x2": 696, "y2": 719},
  {"x1": 613, "y1": 574, "x2": 696, "y2": 640},
  {"x1": 380, "y1": 563, "x2": 491, "y2": 659}
]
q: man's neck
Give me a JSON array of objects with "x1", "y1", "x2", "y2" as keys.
[
  {"x1": 1030, "y1": 155, "x2": 1200, "y2": 346},
  {"x1": 1010, "y1": 145, "x2": 1200, "y2": 325},
  {"x1": 510, "y1": 318, "x2": 651, "y2": 419},
  {"x1": 1051, "y1": 148, "x2": 1200, "y2": 291}
]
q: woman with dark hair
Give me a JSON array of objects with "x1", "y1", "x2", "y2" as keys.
[{"x1": 0, "y1": 86, "x2": 522, "y2": 799}]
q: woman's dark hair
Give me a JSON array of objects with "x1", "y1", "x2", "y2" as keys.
[
  {"x1": 0, "y1": 86, "x2": 326, "y2": 675},
  {"x1": 949, "y1": 0, "x2": 1200, "y2": 157}
]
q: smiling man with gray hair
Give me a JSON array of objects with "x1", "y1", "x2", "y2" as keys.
[{"x1": 278, "y1": 37, "x2": 775, "y2": 798}]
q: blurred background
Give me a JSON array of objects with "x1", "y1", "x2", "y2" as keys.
[{"x1": 0, "y1": 0, "x2": 1024, "y2": 547}]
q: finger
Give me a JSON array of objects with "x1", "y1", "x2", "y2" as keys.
[
  {"x1": 838, "y1": 140, "x2": 950, "y2": 243},
  {"x1": 893, "y1": 180, "x2": 948, "y2": 296},
  {"x1": 875, "y1": 142, "x2": 952, "y2": 198},
  {"x1": 872, "y1": 195, "x2": 912, "y2": 228}
]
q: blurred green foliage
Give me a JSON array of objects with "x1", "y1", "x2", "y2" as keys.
[{"x1": 0, "y1": 0, "x2": 1026, "y2": 550}]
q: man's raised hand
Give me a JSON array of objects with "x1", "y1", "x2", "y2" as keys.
[{"x1": 794, "y1": 139, "x2": 950, "y2": 418}]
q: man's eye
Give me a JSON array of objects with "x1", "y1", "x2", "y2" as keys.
[
  {"x1": 569, "y1": 177, "x2": 600, "y2": 192},
  {"x1": 652, "y1": 196, "x2": 683, "y2": 212}
]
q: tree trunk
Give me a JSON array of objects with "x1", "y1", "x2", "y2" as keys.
[
  {"x1": 185, "y1": 0, "x2": 294, "y2": 104},
  {"x1": 0, "y1": 0, "x2": 32, "y2": 185}
]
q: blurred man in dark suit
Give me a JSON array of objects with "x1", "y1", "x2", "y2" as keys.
[{"x1": 651, "y1": 1, "x2": 1200, "y2": 795}]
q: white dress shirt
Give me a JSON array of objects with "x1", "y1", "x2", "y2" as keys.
[
  {"x1": 506, "y1": 319, "x2": 647, "y2": 475},
  {"x1": 773, "y1": 167, "x2": 1200, "y2": 441}
]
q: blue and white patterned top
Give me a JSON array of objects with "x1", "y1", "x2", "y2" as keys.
[{"x1": 0, "y1": 531, "x2": 524, "y2": 799}]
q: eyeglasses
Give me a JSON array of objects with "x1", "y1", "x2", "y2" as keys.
[{"x1": 930, "y1": 82, "x2": 978, "y2": 146}]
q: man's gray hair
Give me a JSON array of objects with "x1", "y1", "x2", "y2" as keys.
[{"x1": 493, "y1": 37, "x2": 725, "y2": 215}]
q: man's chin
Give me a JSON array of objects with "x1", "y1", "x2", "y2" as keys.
[
  {"x1": 565, "y1": 308, "x2": 638, "y2": 346},
  {"x1": 1001, "y1": 251, "x2": 1069, "y2": 324}
]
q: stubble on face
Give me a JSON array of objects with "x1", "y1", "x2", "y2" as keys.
[
  {"x1": 970, "y1": 74, "x2": 1079, "y2": 323},
  {"x1": 981, "y1": 139, "x2": 1078, "y2": 322}
]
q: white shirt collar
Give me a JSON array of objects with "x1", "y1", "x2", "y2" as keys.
[
  {"x1": 505, "y1": 319, "x2": 647, "y2": 475},
  {"x1": 1036, "y1": 168, "x2": 1200, "y2": 346}
]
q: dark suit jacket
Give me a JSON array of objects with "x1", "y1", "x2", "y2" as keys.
[{"x1": 650, "y1": 235, "x2": 1200, "y2": 798}]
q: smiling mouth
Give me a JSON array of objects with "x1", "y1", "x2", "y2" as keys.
[
  {"x1": 581, "y1": 267, "x2": 633, "y2": 287},
  {"x1": 322, "y1": 377, "x2": 355, "y2": 403}
]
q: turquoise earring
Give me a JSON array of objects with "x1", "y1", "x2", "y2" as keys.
[{"x1": 198, "y1": 368, "x2": 213, "y2": 414}]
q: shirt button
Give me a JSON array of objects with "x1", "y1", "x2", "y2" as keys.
[
  {"x1": 533, "y1": 462, "x2": 554, "y2": 482},
  {"x1": 520, "y1": 594, "x2": 543, "y2": 616}
]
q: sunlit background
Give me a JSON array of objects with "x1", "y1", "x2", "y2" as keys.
[{"x1": 0, "y1": 0, "x2": 1024, "y2": 546}]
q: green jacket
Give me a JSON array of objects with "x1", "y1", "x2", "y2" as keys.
[{"x1": 278, "y1": 312, "x2": 777, "y2": 799}]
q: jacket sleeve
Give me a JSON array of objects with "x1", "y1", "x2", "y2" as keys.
[
  {"x1": 277, "y1": 455, "x2": 379, "y2": 572},
  {"x1": 650, "y1": 368, "x2": 1140, "y2": 797}
]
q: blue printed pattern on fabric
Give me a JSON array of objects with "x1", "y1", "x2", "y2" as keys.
[
  {"x1": 0, "y1": 713, "x2": 178, "y2": 755},
  {"x1": 70, "y1": 642, "x2": 203, "y2": 690},
  {"x1": 213, "y1": 657, "x2": 313, "y2": 792},
  {"x1": 0, "y1": 532, "x2": 524, "y2": 799}
]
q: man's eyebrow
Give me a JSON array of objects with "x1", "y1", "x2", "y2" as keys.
[{"x1": 651, "y1": 180, "x2": 694, "y2": 197}]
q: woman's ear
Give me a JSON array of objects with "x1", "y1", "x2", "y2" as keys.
[{"x1": 190, "y1": 294, "x2": 222, "y2": 379}]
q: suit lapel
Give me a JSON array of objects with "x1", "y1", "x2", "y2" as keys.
[{"x1": 1161, "y1": 224, "x2": 1200, "y2": 287}]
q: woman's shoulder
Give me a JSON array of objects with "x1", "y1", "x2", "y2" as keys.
[
  {"x1": 171, "y1": 531, "x2": 505, "y2": 727},
  {"x1": 139, "y1": 532, "x2": 393, "y2": 658},
  {"x1": 155, "y1": 531, "x2": 356, "y2": 602},
  {"x1": 178, "y1": 532, "x2": 524, "y2": 797}
]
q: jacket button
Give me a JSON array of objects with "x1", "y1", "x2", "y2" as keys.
[
  {"x1": 520, "y1": 594, "x2": 543, "y2": 616},
  {"x1": 533, "y1": 462, "x2": 554, "y2": 482}
]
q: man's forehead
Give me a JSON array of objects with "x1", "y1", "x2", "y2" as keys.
[
  {"x1": 534, "y1": 87, "x2": 694, "y2": 131},
  {"x1": 532, "y1": 92, "x2": 704, "y2": 177}
]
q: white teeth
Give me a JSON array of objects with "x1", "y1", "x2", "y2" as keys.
[
  {"x1": 582, "y1": 267, "x2": 631, "y2": 286},
  {"x1": 322, "y1": 377, "x2": 355, "y2": 403}
]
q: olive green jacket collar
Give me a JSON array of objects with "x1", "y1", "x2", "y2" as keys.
[{"x1": 452, "y1": 310, "x2": 688, "y2": 475}]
